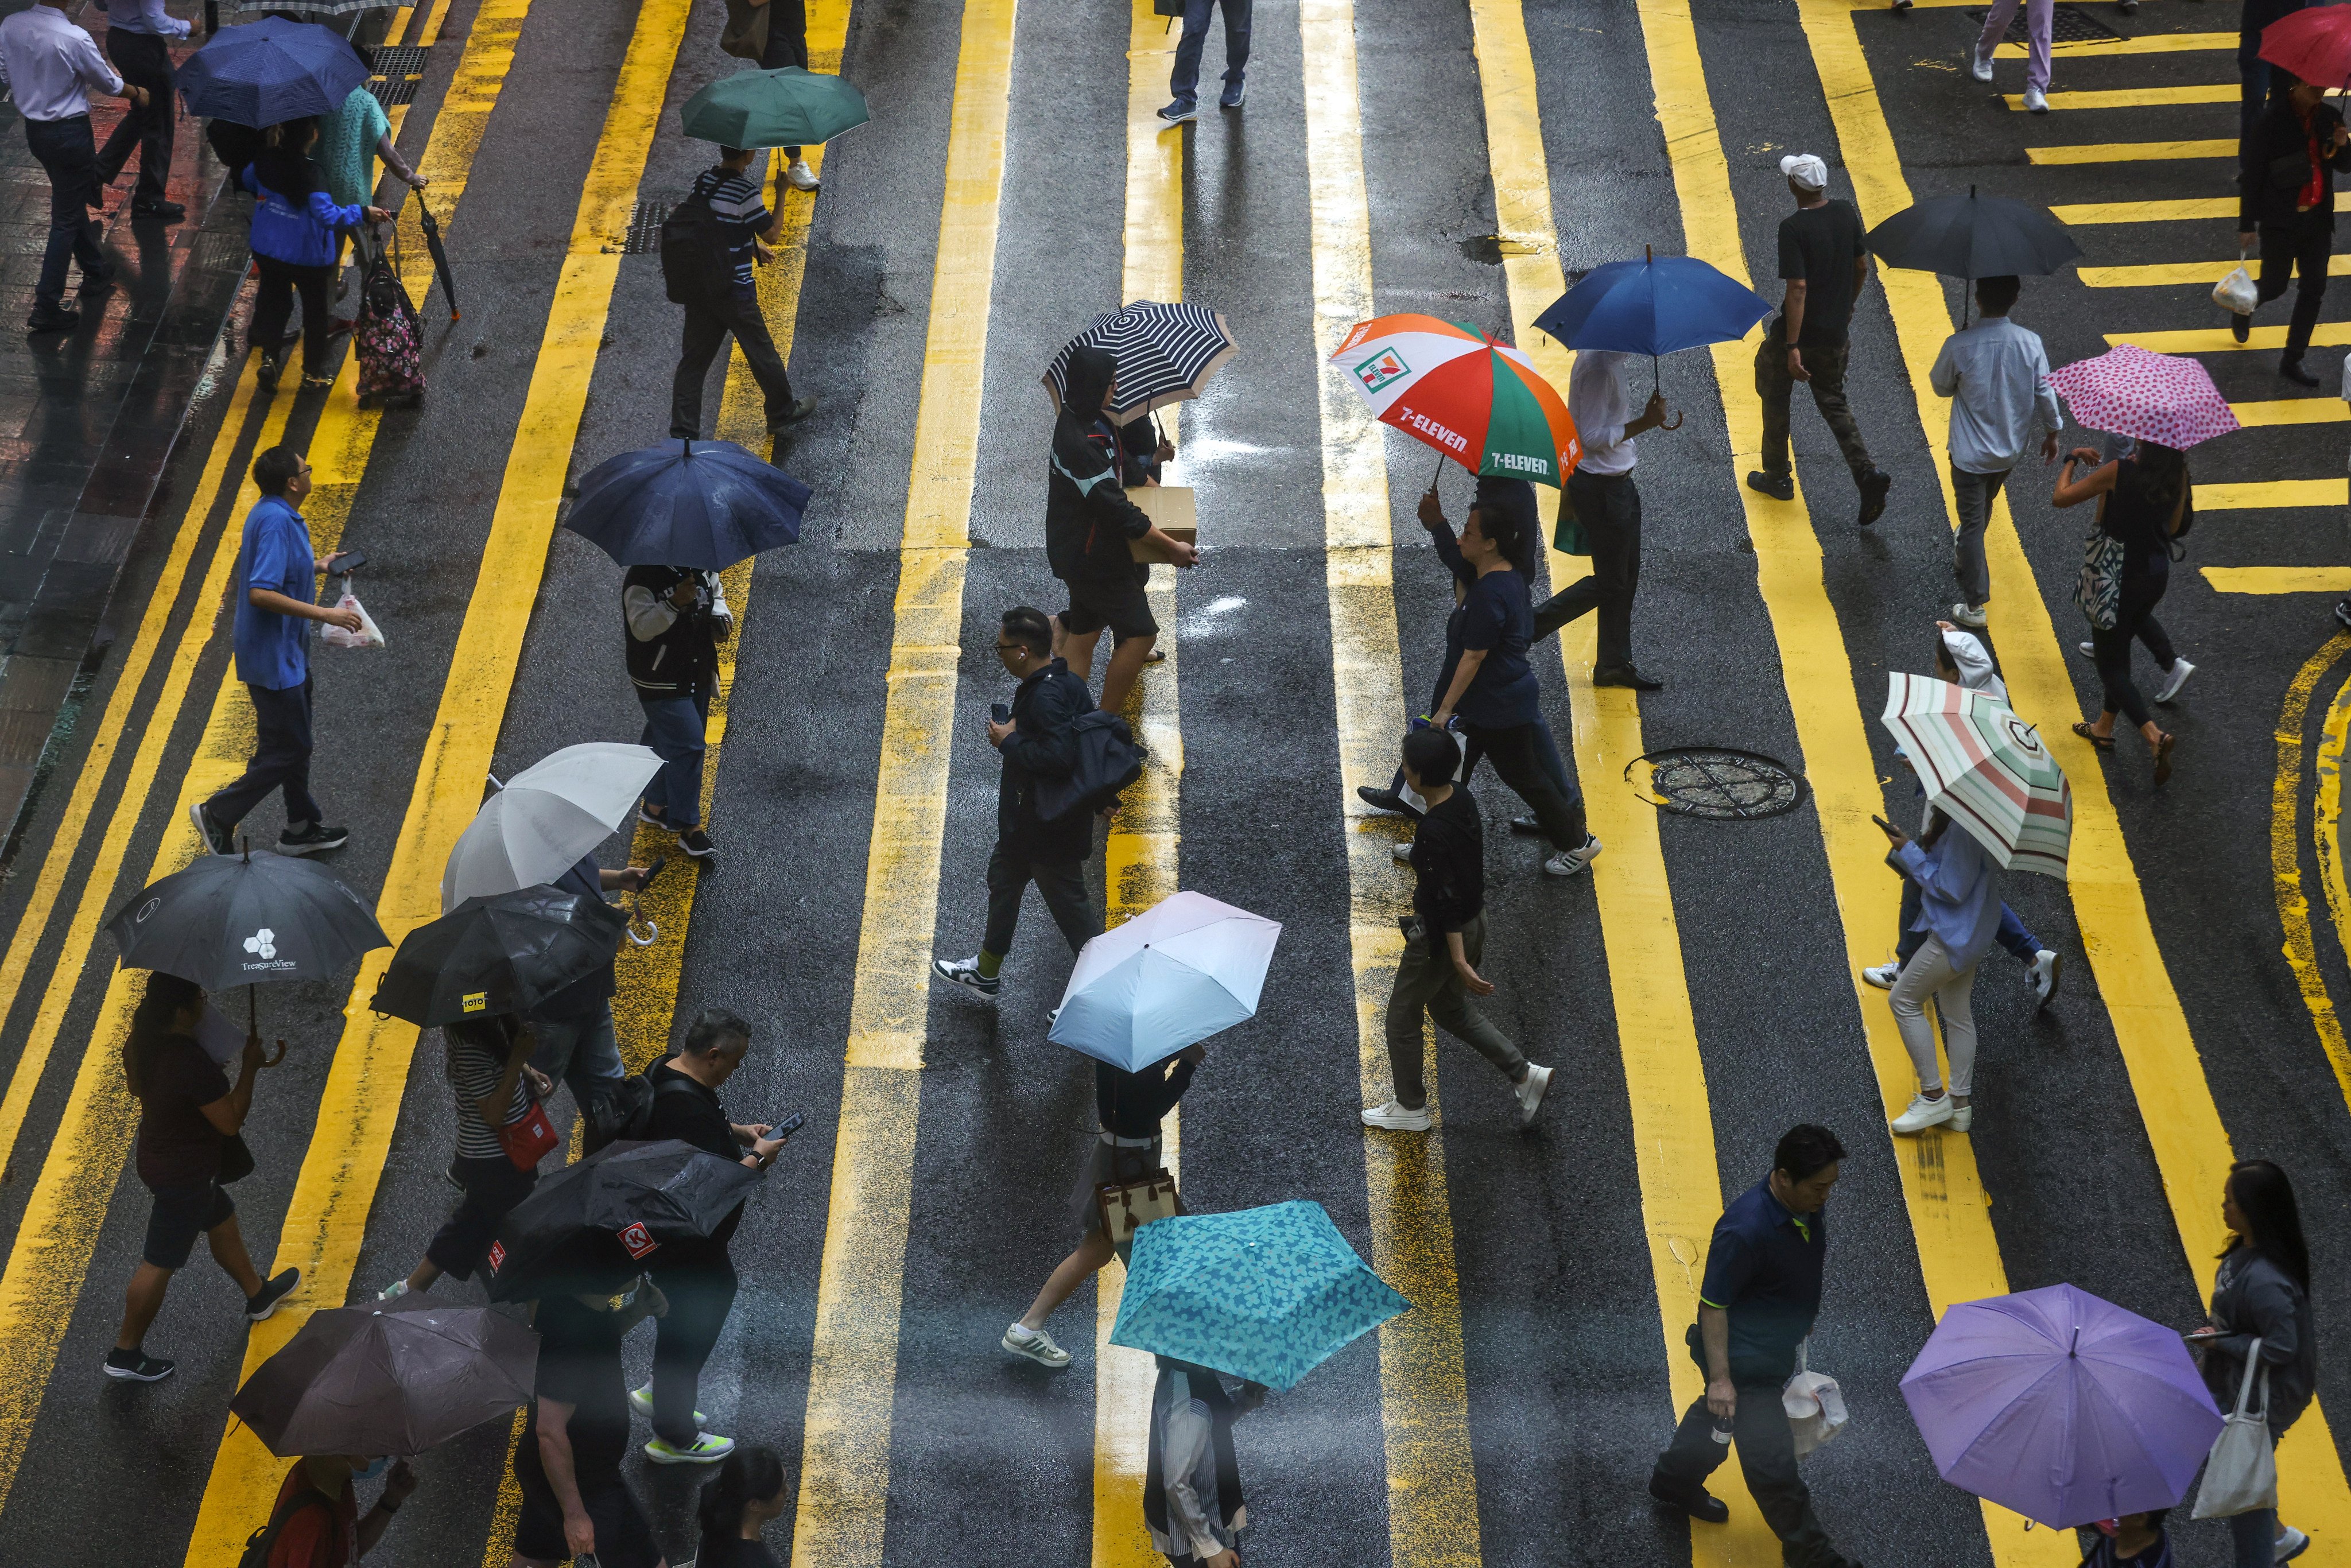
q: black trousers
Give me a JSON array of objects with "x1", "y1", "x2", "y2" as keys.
[
  {"x1": 424, "y1": 1154, "x2": 537, "y2": 1280},
  {"x1": 1653, "y1": 1382, "x2": 1842, "y2": 1568},
  {"x1": 1460, "y1": 717, "x2": 1586, "y2": 852},
  {"x1": 650, "y1": 1255, "x2": 738, "y2": 1446},
  {"x1": 2092, "y1": 569, "x2": 2175, "y2": 730},
  {"x1": 210, "y1": 677, "x2": 321, "y2": 830},
  {"x1": 758, "y1": 0, "x2": 808, "y2": 155},
  {"x1": 1534, "y1": 469, "x2": 1642, "y2": 670},
  {"x1": 982, "y1": 842, "x2": 1097, "y2": 958},
  {"x1": 250, "y1": 254, "x2": 336, "y2": 373},
  {"x1": 99, "y1": 30, "x2": 176, "y2": 203},
  {"x1": 25, "y1": 114, "x2": 107, "y2": 310},
  {"x1": 672, "y1": 285, "x2": 796, "y2": 438},
  {"x1": 2257, "y1": 218, "x2": 2332, "y2": 360}
]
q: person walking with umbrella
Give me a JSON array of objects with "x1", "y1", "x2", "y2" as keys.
[
  {"x1": 2233, "y1": 70, "x2": 2351, "y2": 385},
  {"x1": 0, "y1": 0, "x2": 150, "y2": 331},
  {"x1": 1529, "y1": 348, "x2": 1675, "y2": 688},
  {"x1": 2053, "y1": 437, "x2": 2190, "y2": 783},
  {"x1": 626, "y1": 564, "x2": 732, "y2": 859},
  {"x1": 669, "y1": 144, "x2": 817, "y2": 443},
  {"x1": 1873, "y1": 798, "x2": 2000, "y2": 1136},
  {"x1": 2189, "y1": 1159, "x2": 2319, "y2": 1566},
  {"x1": 1649, "y1": 1125, "x2": 1858, "y2": 1568},
  {"x1": 1930, "y1": 276, "x2": 2062, "y2": 630},
  {"x1": 237, "y1": 119, "x2": 393, "y2": 389}
]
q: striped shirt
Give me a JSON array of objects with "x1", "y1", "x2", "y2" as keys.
[
  {"x1": 446, "y1": 1030, "x2": 533, "y2": 1159},
  {"x1": 692, "y1": 166, "x2": 770, "y2": 290}
]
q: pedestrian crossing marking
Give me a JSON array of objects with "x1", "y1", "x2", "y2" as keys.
[
  {"x1": 2205, "y1": 568, "x2": 2351, "y2": 593},
  {"x1": 1997, "y1": 31, "x2": 2236, "y2": 57},
  {"x1": 2228, "y1": 397, "x2": 2348, "y2": 427},
  {"x1": 2082, "y1": 254, "x2": 2351, "y2": 288},
  {"x1": 1795, "y1": 0, "x2": 2351, "y2": 1544},
  {"x1": 2109, "y1": 321, "x2": 2351, "y2": 351},
  {"x1": 2195, "y1": 478, "x2": 2348, "y2": 509},
  {"x1": 2049, "y1": 196, "x2": 2235, "y2": 223},
  {"x1": 2027, "y1": 138, "x2": 2233, "y2": 164},
  {"x1": 2004, "y1": 83, "x2": 2234, "y2": 111}
]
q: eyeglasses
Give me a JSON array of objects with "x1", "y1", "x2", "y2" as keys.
[{"x1": 994, "y1": 642, "x2": 1023, "y2": 654}]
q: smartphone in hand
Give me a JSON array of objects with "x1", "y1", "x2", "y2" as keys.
[
  {"x1": 766, "y1": 1112, "x2": 806, "y2": 1139},
  {"x1": 330, "y1": 549, "x2": 367, "y2": 573},
  {"x1": 990, "y1": 702, "x2": 1011, "y2": 724}
]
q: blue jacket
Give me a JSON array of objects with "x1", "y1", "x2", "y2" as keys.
[{"x1": 242, "y1": 162, "x2": 362, "y2": 267}]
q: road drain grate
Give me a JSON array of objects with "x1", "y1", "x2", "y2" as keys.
[
  {"x1": 623, "y1": 201, "x2": 671, "y2": 254},
  {"x1": 1966, "y1": 4, "x2": 2123, "y2": 44},
  {"x1": 1630, "y1": 747, "x2": 1807, "y2": 821},
  {"x1": 367, "y1": 45, "x2": 428, "y2": 106}
]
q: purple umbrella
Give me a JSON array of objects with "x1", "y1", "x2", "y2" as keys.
[{"x1": 1900, "y1": 1282, "x2": 2223, "y2": 1529}]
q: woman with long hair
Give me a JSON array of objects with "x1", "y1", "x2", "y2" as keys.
[
  {"x1": 239, "y1": 116, "x2": 392, "y2": 389},
  {"x1": 693, "y1": 1445, "x2": 788, "y2": 1566},
  {"x1": 2054, "y1": 438, "x2": 2193, "y2": 785},
  {"x1": 378, "y1": 1015, "x2": 550, "y2": 1302},
  {"x1": 106, "y1": 972, "x2": 297, "y2": 1382},
  {"x1": 2190, "y1": 1160, "x2": 2317, "y2": 1566}
]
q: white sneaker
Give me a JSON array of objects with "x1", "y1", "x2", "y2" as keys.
[
  {"x1": 1514, "y1": 1064, "x2": 1553, "y2": 1128},
  {"x1": 1360, "y1": 1099, "x2": 1433, "y2": 1132},
  {"x1": 2030, "y1": 949, "x2": 2061, "y2": 1008},
  {"x1": 2077, "y1": 641, "x2": 2094, "y2": 658},
  {"x1": 1392, "y1": 840, "x2": 1413, "y2": 863},
  {"x1": 1949, "y1": 1101, "x2": 1975, "y2": 1133},
  {"x1": 1970, "y1": 48, "x2": 1993, "y2": 82},
  {"x1": 1543, "y1": 835, "x2": 1603, "y2": 877},
  {"x1": 784, "y1": 157, "x2": 820, "y2": 191},
  {"x1": 645, "y1": 1433, "x2": 734, "y2": 1464},
  {"x1": 1862, "y1": 961, "x2": 1901, "y2": 990},
  {"x1": 1002, "y1": 1323, "x2": 1072, "y2": 1367},
  {"x1": 2276, "y1": 1525, "x2": 2311, "y2": 1563},
  {"x1": 376, "y1": 1280, "x2": 409, "y2": 1304},
  {"x1": 1949, "y1": 600, "x2": 1988, "y2": 629},
  {"x1": 2155, "y1": 658, "x2": 2195, "y2": 704},
  {"x1": 2023, "y1": 86, "x2": 2049, "y2": 114},
  {"x1": 1891, "y1": 1093, "x2": 1955, "y2": 1134},
  {"x1": 627, "y1": 1382, "x2": 704, "y2": 1425}
]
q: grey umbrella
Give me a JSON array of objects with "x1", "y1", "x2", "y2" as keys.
[{"x1": 231, "y1": 1298, "x2": 538, "y2": 1457}]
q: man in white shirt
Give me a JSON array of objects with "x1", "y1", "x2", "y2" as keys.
[
  {"x1": 1928, "y1": 274, "x2": 2061, "y2": 628},
  {"x1": 92, "y1": 0, "x2": 189, "y2": 222},
  {"x1": 1533, "y1": 348, "x2": 1675, "y2": 688},
  {"x1": 0, "y1": 0, "x2": 149, "y2": 331}
]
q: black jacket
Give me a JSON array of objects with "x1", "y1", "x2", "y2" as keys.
[
  {"x1": 623, "y1": 566, "x2": 728, "y2": 696},
  {"x1": 1096, "y1": 1055, "x2": 1196, "y2": 1139},
  {"x1": 1046, "y1": 345, "x2": 1158, "y2": 583},
  {"x1": 2239, "y1": 96, "x2": 2351, "y2": 231},
  {"x1": 1409, "y1": 789, "x2": 1484, "y2": 951},
  {"x1": 997, "y1": 658, "x2": 1093, "y2": 862},
  {"x1": 2203, "y1": 1247, "x2": 2318, "y2": 1437}
]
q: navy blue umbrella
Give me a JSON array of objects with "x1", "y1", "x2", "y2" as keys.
[
  {"x1": 562, "y1": 440, "x2": 811, "y2": 570},
  {"x1": 1535, "y1": 248, "x2": 1773, "y2": 360},
  {"x1": 178, "y1": 17, "x2": 370, "y2": 129}
]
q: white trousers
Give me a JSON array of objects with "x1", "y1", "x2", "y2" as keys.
[{"x1": 1890, "y1": 933, "x2": 1979, "y2": 1098}]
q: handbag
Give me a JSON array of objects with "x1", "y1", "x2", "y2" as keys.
[
  {"x1": 1782, "y1": 1341, "x2": 1848, "y2": 1459},
  {"x1": 2071, "y1": 518, "x2": 2125, "y2": 631},
  {"x1": 1552, "y1": 488, "x2": 1589, "y2": 557},
  {"x1": 2194, "y1": 1338, "x2": 2279, "y2": 1519},
  {"x1": 1095, "y1": 1148, "x2": 1182, "y2": 1262},
  {"x1": 496, "y1": 1095, "x2": 560, "y2": 1171},
  {"x1": 217, "y1": 1133, "x2": 255, "y2": 1185},
  {"x1": 720, "y1": 0, "x2": 771, "y2": 61}
]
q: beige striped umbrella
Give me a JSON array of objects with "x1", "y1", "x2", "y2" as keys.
[{"x1": 1880, "y1": 673, "x2": 2071, "y2": 879}]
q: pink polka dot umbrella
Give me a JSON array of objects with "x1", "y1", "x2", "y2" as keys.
[{"x1": 2045, "y1": 343, "x2": 2241, "y2": 450}]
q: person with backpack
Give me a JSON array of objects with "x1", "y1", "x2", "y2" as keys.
[
  {"x1": 932, "y1": 606, "x2": 1104, "y2": 1001},
  {"x1": 245, "y1": 1455, "x2": 416, "y2": 1567},
  {"x1": 2054, "y1": 438, "x2": 2190, "y2": 786},
  {"x1": 626, "y1": 565, "x2": 730, "y2": 860},
  {"x1": 666, "y1": 145, "x2": 816, "y2": 444}
]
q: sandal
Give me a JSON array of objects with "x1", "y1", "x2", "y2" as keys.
[
  {"x1": 2070, "y1": 721, "x2": 2115, "y2": 752},
  {"x1": 2154, "y1": 731, "x2": 2175, "y2": 787}
]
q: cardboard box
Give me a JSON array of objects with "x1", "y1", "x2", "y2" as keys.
[{"x1": 1128, "y1": 484, "x2": 1197, "y2": 560}]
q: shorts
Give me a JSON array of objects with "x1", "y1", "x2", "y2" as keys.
[
  {"x1": 1061, "y1": 566, "x2": 1157, "y2": 643},
  {"x1": 514, "y1": 1455, "x2": 660, "y2": 1567},
  {"x1": 142, "y1": 1179, "x2": 234, "y2": 1270},
  {"x1": 1069, "y1": 1134, "x2": 1163, "y2": 1236}
]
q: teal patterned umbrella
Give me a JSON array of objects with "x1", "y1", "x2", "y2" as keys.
[{"x1": 1109, "y1": 1201, "x2": 1409, "y2": 1391}]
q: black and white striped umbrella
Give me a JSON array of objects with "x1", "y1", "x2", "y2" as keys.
[{"x1": 1042, "y1": 300, "x2": 1239, "y2": 420}]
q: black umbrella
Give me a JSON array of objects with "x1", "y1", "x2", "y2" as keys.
[
  {"x1": 562, "y1": 439, "x2": 811, "y2": 569},
  {"x1": 368, "y1": 884, "x2": 626, "y2": 1026},
  {"x1": 1865, "y1": 186, "x2": 2082, "y2": 324},
  {"x1": 483, "y1": 1139, "x2": 762, "y2": 1303},
  {"x1": 231, "y1": 1297, "x2": 538, "y2": 1457},
  {"x1": 417, "y1": 197, "x2": 459, "y2": 321}
]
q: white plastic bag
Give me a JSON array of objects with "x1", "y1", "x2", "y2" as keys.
[
  {"x1": 2214, "y1": 253, "x2": 2258, "y2": 316},
  {"x1": 1396, "y1": 723, "x2": 1469, "y2": 813},
  {"x1": 2194, "y1": 1341, "x2": 2279, "y2": 1519},
  {"x1": 320, "y1": 590, "x2": 384, "y2": 649},
  {"x1": 1783, "y1": 1342, "x2": 1848, "y2": 1460}
]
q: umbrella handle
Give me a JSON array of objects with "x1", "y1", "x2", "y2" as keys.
[
  {"x1": 263, "y1": 1038, "x2": 288, "y2": 1068},
  {"x1": 626, "y1": 908, "x2": 658, "y2": 946}
]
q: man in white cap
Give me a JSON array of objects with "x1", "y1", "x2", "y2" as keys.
[{"x1": 1747, "y1": 154, "x2": 1892, "y2": 529}]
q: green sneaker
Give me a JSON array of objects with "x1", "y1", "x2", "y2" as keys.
[{"x1": 645, "y1": 1433, "x2": 734, "y2": 1465}]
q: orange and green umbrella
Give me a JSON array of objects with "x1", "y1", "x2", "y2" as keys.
[{"x1": 1328, "y1": 314, "x2": 1581, "y2": 487}]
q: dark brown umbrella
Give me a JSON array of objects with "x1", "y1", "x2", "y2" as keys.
[{"x1": 230, "y1": 1298, "x2": 537, "y2": 1457}]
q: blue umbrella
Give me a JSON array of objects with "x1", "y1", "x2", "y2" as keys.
[
  {"x1": 562, "y1": 440, "x2": 811, "y2": 570},
  {"x1": 177, "y1": 17, "x2": 370, "y2": 129},
  {"x1": 1534, "y1": 247, "x2": 1772, "y2": 392},
  {"x1": 1109, "y1": 1201, "x2": 1409, "y2": 1392}
]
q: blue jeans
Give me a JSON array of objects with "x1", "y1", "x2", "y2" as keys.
[
  {"x1": 638, "y1": 688, "x2": 711, "y2": 829},
  {"x1": 2229, "y1": 1507, "x2": 2282, "y2": 1568},
  {"x1": 1895, "y1": 879, "x2": 2038, "y2": 967},
  {"x1": 1169, "y1": 0, "x2": 1251, "y2": 106},
  {"x1": 527, "y1": 1004, "x2": 624, "y2": 1123}
]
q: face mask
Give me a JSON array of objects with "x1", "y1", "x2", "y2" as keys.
[{"x1": 352, "y1": 1457, "x2": 390, "y2": 1482}]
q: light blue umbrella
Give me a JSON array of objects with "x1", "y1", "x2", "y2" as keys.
[
  {"x1": 1048, "y1": 891, "x2": 1281, "y2": 1072},
  {"x1": 1109, "y1": 1201, "x2": 1409, "y2": 1391}
]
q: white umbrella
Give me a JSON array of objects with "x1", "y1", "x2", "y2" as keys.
[
  {"x1": 1048, "y1": 891, "x2": 1283, "y2": 1072},
  {"x1": 440, "y1": 743, "x2": 662, "y2": 911}
]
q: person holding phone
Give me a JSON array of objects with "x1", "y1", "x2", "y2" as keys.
[{"x1": 1873, "y1": 806, "x2": 1999, "y2": 1136}]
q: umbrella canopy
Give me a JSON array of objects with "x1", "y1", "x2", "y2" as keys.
[
  {"x1": 1533, "y1": 251, "x2": 1771, "y2": 357},
  {"x1": 1880, "y1": 673, "x2": 2071, "y2": 878},
  {"x1": 231, "y1": 1298, "x2": 538, "y2": 1457},
  {"x1": 1109, "y1": 1201, "x2": 1409, "y2": 1392},
  {"x1": 443, "y1": 743, "x2": 664, "y2": 910},
  {"x1": 368, "y1": 885, "x2": 626, "y2": 1026},
  {"x1": 563, "y1": 439, "x2": 812, "y2": 570},
  {"x1": 1865, "y1": 187, "x2": 2081, "y2": 281},
  {"x1": 2259, "y1": 6, "x2": 2351, "y2": 86},
  {"x1": 1328, "y1": 314, "x2": 1580, "y2": 487},
  {"x1": 1048, "y1": 891, "x2": 1282, "y2": 1072},
  {"x1": 1042, "y1": 301, "x2": 1239, "y2": 421},
  {"x1": 177, "y1": 17, "x2": 370, "y2": 127},
  {"x1": 224, "y1": 0, "x2": 398, "y2": 15},
  {"x1": 1901, "y1": 1283, "x2": 2224, "y2": 1529},
  {"x1": 106, "y1": 851, "x2": 388, "y2": 990},
  {"x1": 680, "y1": 67, "x2": 871, "y2": 149},
  {"x1": 2047, "y1": 344, "x2": 2240, "y2": 451},
  {"x1": 484, "y1": 1140, "x2": 762, "y2": 1303}
]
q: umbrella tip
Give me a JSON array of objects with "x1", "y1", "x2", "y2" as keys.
[{"x1": 1646, "y1": 242, "x2": 1653, "y2": 263}]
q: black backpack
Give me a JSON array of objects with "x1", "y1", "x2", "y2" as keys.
[
  {"x1": 659, "y1": 191, "x2": 734, "y2": 306},
  {"x1": 584, "y1": 1072, "x2": 701, "y2": 1151},
  {"x1": 1034, "y1": 709, "x2": 1147, "y2": 822},
  {"x1": 236, "y1": 1482, "x2": 333, "y2": 1568}
]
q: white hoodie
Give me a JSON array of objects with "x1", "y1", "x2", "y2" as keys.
[{"x1": 1941, "y1": 627, "x2": 2007, "y2": 705}]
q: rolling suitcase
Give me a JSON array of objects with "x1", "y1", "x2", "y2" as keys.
[{"x1": 354, "y1": 227, "x2": 424, "y2": 409}]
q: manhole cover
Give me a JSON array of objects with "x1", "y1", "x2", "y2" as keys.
[
  {"x1": 1965, "y1": 3, "x2": 2122, "y2": 44},
  {"x1": 623, "y1": 201, "x2": 671, "y2": 254},
  {"x1": 1629, "y1": 747, "x2": 1806, "y2": 821}
]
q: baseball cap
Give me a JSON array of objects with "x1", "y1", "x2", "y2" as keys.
[{"x1": 1780, "y1": 153, "x2": 1829, "y2": 192}]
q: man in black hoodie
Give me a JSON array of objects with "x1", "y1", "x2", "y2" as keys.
[
  {"x1": 1046, "y1": 345, "x2": 1196, "y2": 716},
  {"x1": 2233, "y1": 69, "x2": 2351, "y2": 385}
]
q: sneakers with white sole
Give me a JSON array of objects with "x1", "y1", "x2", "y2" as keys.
[
  {"x1": 2023, "y1": 85, "x2": 2049, "y2": 113},
  {"x1": 1002, "y1": 1323, "x2": 1072, "y2": 1367},
  {"x1": 645, "y1": 1433, "x2": 735, "y2": 1464},
  {"x1": 2276, "y1": 1525, "x2": 2311, "y2": 1563},
  {"x1": 1514, "y1": 1064, "x2": 1553, "y2": 1128},
  {"x1": 245, "y1": 1268, "x2": 300, "y2": 1321},
  {"x1": 628, "y1": 1383, "x2": 705, "y2": 1425},
  {"x1": 2155, "y1": 658, "x2": 2195, "y2": 704},
  {"x1": 932, "y1": 956, "x2": 1000, "y2": 997},
  {"x1": 1361, "y1": 1099, "x2": 1433, "y2": 1132},
  {"x1": 2077, "y1": 641, "x2": 2094, "y2": 659},
  {"x1": 1949, "y1": 601, "x2": 1988, "y2": 630},
  {"x1": 1890, "y1": 1093, "x2": 1954, "y2": 1135},
  {"x1": 784, "y1": 157, "x2": 820, "y2": 191},
  {"x1": 1544, "y1": 835, "x2": 1603, "y2": 877},
  {"x1": 1969, "y1": 47, "x2": 1993, "y2": 81},
  {"x1": 103, "y1": 1346, "x2": 175, "y2": 1381},
  {"x1": 1949, "y1": 1101, "x2": 1975, "y2": 1133},
  {"x1": 1861, "y1": 961, "x2": 1901, "y2": 990},
  {"x1": 2030, "y1": 949, "x2": 2061, "y2": 1009}
]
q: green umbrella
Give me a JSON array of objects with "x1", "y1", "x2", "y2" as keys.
[{"x1": 680, "y1": 67, "x2": 870, "y2": 149}]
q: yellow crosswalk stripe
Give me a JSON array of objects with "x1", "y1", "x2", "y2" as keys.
[
  {"x1": 2050, "y1": 196, "x2": 2236, "y2": 223},
  {"x1": 2083, "y1": 254, "x2": 2351, "y2": 288},
  {"x1": 2028, "y1": 138, "x2": 2233, "y2": 163},
  {"x1": 1998, "y1": 31, "x2": 2236, "y2": 56},
  {"x1": 2005, "y1": 83, "x2": 2234, "y2": 110},
  {"x1": 1794, "y1": 0, "x2": 2351, "y2": 1543},
  {"x1": 1298, "y1": 3, "x2": 1481, "y2": 1562},
  {"x1": 2109, "y1": 322, "x2": 2351, "y2": 351},
  {"x1": 2230, "y1": 397, "x2": 2348, "y2": 426},
  {"x1": 2206, "y1": 567, "x2": 2351, "y2": 592},
  {"x1": 791, "y1": 5, "x2": 1016, "y2": 1563},
  {"x1": 2196, "y1": 478, "x2": 2346, "y2": 509}
]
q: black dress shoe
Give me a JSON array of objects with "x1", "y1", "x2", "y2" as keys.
[
  {"x1": 1648, "y1": 1477, "x2": 1730, "y2": 1524},
  {"x1": 1857, "y1": 467, "x2": 1892, "y2": 526},
  {"x1": 1745, "y1": 469, "x2": 1794, "y2": 501},
  {"x1": 1592, "y1": 663, "x2": 1664, "y2": 691},
  {"x1": 2231, "y1": 311, "x2": 2251, "y2": 343},
  {"x1": 130, "y1": 199, "x2": 185, "y2": 222},
  {"x1": 2281, "y1": 355, "x2": 2322, "y2": 388},
  {"x1": 25, "y1": 303, "x2": 81, "y2": 332},
  {"x1": 77, "y1": 270, "x2": 116, "y2": 298},
  {"x1": 1356, "y1": 785, "x2": 1408, "y2": 814}
]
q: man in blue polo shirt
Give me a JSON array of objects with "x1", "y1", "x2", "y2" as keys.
[
  {"x1": 1650, "y1": 1123, "x2": 1859, "y2": 1568},
  {"x1": 191, "y1": 446, "x2": 360, "y2": 857}
]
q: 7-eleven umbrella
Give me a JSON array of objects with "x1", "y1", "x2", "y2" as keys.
[
  {"x1": 2046, "y1": 344, "x2": 2239, "y2": 451},
  {"x1": 1880, "y1": 673, "x2": 2071, "y2": 878},
  {"x1": 1328, "y1": 315, "x2": 1581, "y2": 488}
]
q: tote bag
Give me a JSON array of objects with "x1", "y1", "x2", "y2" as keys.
[
  {"x1": 2193, "y1": 1339, "x2": 2279, "y2": 1519},
  {"x1": 2071, "y1": 519, "x2": 2125, "y2": 632}
]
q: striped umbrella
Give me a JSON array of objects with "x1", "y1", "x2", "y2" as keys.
[
  {"x1": 1880, "y1": 673, "x2": 2072, "y2": 878},
  {"x1": 1327, "y1": 314, "x2": 1580, "y2": 487},
  {"x1": 1042, "y1": 300, "x2": 1239, "y2": 420}
]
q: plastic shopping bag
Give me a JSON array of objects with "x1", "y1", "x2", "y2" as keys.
[
  {"x1": 2213, "y1": 253, "x2": 2258, "y2": 316},
  {"x1": 1783, "y1": 1342, "x2": 1849, "y2": 1460},
  {"x1": 1397, "y1": 719, "x2": 1469, "y2": 814},
  {"x1": 321, "y1": 591, "x2": 385, "y2": 649}
]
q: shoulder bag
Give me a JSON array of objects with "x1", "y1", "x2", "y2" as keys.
[
  {"x1": 2193, "y1": 1337, "x2": 2279, "y2": 1519},
  {"x1": 720, "y1": 0, "x2": 771, "y2": 61},
  {"x1": 497, "y1": 1090, "x2": 560, "y2": 1171},
  {"x1": 2071, "y1": 517, "x2": 2124, "y2": 631}
]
